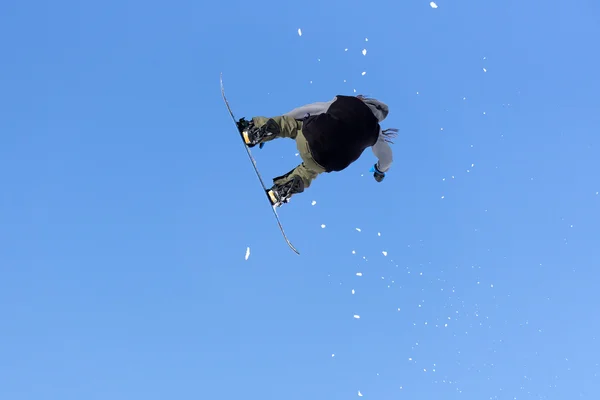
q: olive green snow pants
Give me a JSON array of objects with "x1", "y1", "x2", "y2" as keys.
[{"x1": 252, "y1": 116, "x2": 326, "y2": 189}]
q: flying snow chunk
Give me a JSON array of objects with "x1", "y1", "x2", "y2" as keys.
[
  {"x1": 311, "y1": 200, "x2": 317, "y2": 206},
  {"x1": 298, "y1": 28, "x2": 302, "y2": 36},
  {"x1": 352, "y1": 289, "x2": 355, "y2": 295},
  {"x1": 378, "y1": 232, "x2": 381, "y2": 236},
  {"x1": 382, "y1": 251, "x2": 388, "y2": 256},
  {"x1": 321, "y1": 224, "x2": 326, "y2": 228},
  {"x1": 361, "y1": 71, "x2": 366, "y2": 76},
  {"x1": 356, "y1": 228, "x2": 362, "y2": 232},
  {"x1": 362, "y1": 49, "x2": 367, "y2": 56},
  {"x1": 354, "y1": 315, "x2": 361, "y2": 319},
  {"x1": 358, "y1": 391, "x2": 363, "y2": 397},
  {"x1": 430, "y1": 1, "x2": 438, "y2": 8},
  {"x1": 483, "y1": 68, "x2": 487, "y2": 72},
  {"x1": 245, "y1": 247, "x2": 250, "y2": 260},
  {"x1": 356, "y1": 272, "x2": 363, "y2": 276}
]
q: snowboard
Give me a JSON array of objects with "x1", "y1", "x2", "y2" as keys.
[{"x1": 219, "y1": 72, "x2": 300, "y2": 255}]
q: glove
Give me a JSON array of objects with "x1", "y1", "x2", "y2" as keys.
[{"x1": 370, "y1": 163, "x2": 385, "y2": 182}]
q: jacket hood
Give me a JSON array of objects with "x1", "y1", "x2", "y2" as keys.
[{"x1": 361, "y1": 97, "x2": 389, "y2": 122}]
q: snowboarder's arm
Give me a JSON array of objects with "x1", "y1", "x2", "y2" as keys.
[
  {"x1": 371, "y1": 134, "x2": 393, "y2": 172},
  {"x1": 284, "y1": 98, "x2": 337, "y2": 119}
]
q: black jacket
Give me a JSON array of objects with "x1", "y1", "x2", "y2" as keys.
[{"x1": 302, "y1": 95, "x2": 380, "y2": 172}]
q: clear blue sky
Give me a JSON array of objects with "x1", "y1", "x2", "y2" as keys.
[{"x1": 1, "y1": 0, "x2": 599, "y2": 399}]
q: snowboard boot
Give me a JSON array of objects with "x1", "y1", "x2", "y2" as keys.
[
  {"x1": 267, "y1": 175, "x2": 305, "y2": 207},
  {"x1": 237, "y1": 117, "x2": 280, "y2": 148}
]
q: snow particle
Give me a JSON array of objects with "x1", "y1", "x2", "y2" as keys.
[
  {"x1": 362, "y1": 49, "x2": 367, "y2": 56},
  {"x1": 245, "y1": 247, "x2": 250, "y2": 260},
  {"x1": 361, "y1": 71, "x2": 366, "y2": 76},
  {"x1": 358, "y1": 390, "x2": 363, "y2": 397},
  {"x1": 365, "y1": 37, "x2": 369, "y2": 41},
  {"x1": 356, "y1": 228, "x2": 362, "y2": 232},
  {"x1": 332, "y1": 353, "x2": 335, "y2": 357},
  {"x1": 297, "y1": 28, "x2": 302, "y2": 36},
  {"x1": 311, "y1": 200, "x2": 317, "y2": 206},
  {"x1": 352, "y1": 250, "x2": 356, "y2": 254},
  {"x1": 354, "y1": 315, "x2": 361, "y2": 319},
  {"x1": 352, "y1": 289, "x2": 356, "y2": 295},
  {"x1": 321, "y1": 224, "x2": 326, "y2": 228},
  {"x1": 345, "y1": 48, "x2": 348, "y2": 52},
  {"x1": 483, "y1": 68, "x2": 487, "y2": 72},
  {"x1": 382, "y1": 251, "x2": 388, "y2": 256},
  {"x1": 430, "y1": 1, "x2": 438, "y2": 8},
  {"x1": 356, "y1": 272, "x2": 363, "y2": 276},
  {"x1": 378, "y1": 232, "x2": 381, "y2": 236}
]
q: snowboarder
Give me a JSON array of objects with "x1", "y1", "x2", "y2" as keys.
[{"x1": 236, "y1": 94, "x2": 397, "y2": 207}]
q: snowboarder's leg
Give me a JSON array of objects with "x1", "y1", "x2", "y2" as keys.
[
  {"x1": 273, "y1": 162, "x2": 321, "y2": 187},
  {"x1": 267, "y1": 171, "x2": 305, "y2": 207},
  {"x1": 253, "y1": 116, "x2": 301, "y2": 139},
  {"x1": 267, "y1": 164, "x2": 318, "y2": 207},
  {"x1": 237, "y1": 116, "x2": 302, "y2": 148},
  {"x1": 267, "y1": 131, "x2": 326, "y2": 207},
  {"x1": 294, "y1": 129, "x2": 327, "y2": 182}
]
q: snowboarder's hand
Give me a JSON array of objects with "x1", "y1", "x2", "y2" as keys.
[{"x1": 370, "y1": 163, "x2": 385, "y2": 182}]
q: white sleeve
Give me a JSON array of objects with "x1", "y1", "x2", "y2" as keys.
[
  {"x1": 284, "y1": 97, "x2": 337, "y2": 119},
  {"x1": 371, "y1": 134, "x2": 393, "y2": 172}
]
